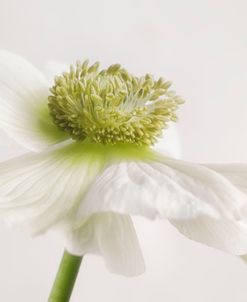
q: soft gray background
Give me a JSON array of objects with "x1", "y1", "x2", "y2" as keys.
[{"x1": 0, "y1": 0, "x2": 247, "y2": 301}]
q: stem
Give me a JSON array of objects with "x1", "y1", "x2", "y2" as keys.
[{"x1": 48, "y1": 250, "x2": 83, "y2": 302}]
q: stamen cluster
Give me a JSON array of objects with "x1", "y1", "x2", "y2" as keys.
[{"x1": 48, "y1": 60, "x2": 184, "y2": 146}]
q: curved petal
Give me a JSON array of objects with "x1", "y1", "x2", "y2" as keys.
[
  {"x1": 162, "y1": 159, "x2": 247, "y2": 220},
  {"x1": 205, "y1": 163, "x2": 247, "y2": 194},
  {"x1": 0, "y1": 142, "x2": 105, "y2": 235},
  {"x1": 0, "y1": 50, "x2": 68, "y2": 151},
  {"x1": 76, "y1": 159, "x2": 223, "y2": 222},
  {"x1": 75, "y1": 156, "x2": 247, "y2": 255},
  {"x1": 65, "y1": 213, "x2": 145, "y2": 276},
  {"x1": 159, "y1": 160, "x2": 247, "y2": 255},
  {"x1": 170, "y1": 217, "x2": 247, "y2": 255}
]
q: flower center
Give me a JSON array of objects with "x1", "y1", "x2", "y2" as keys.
[{"x1": 48, "y1": 60, "x2": 184, "y2": 146}]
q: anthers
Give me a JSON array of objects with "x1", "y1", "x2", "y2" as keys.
[{"x1": 48, "y1": 60, "x2": 184, "y2": 146}]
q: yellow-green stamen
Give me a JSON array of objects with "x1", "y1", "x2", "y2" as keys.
[{"x1": 48, "y1": 60, "x2": 184, "y2": 146}]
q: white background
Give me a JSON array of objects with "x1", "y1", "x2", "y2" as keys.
[{"x1": 0, "y1": 0, "x2": 247, "y2": 301}]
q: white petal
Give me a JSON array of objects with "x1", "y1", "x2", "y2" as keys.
[
  {"x1": 161, "y1": 160, "x2": 247, "y2": 254},
  {"x1": 0, "y1": 142, "x2": 104, "y2": 235},
  {"x1": 65, "y1": 213, "x2": 145, "y2": 276},
  {"x1": 153, "y1": 124, "x2": 182, "y2": 158},
  {"x1": 204, "y1": 163, "x2": 247, "y2": 219},
  {"x1": 205, "y1": 163, "x2": 247, "y2": 194},
  {"x1": 76, "y1": 159, "x2": 222, "y2": 222},
  {"x1": 170, "y1": 217, "x2": 247, "y2": 255},
  {"x1": 0, "y1": 50, "x2": 68, "y2": 151},
  {"x1": 163, "y1": 159, "x2": 247, "y2": 220}
]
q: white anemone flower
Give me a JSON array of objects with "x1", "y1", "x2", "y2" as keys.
[{"x1": 0, "y1": 50, "x2": 247, "y2": 278}]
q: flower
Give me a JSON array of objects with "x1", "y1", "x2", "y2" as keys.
[{"x1": 0, "y1": 50, "x2": 247, "y2": 277}]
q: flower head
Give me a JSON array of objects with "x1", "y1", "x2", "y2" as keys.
[
  {"x1": 48, "y1": 60, "x2": 183, "y2": 145},
  {"x1": 1, "y1": 50, "x2": 247, "y2": 276}
]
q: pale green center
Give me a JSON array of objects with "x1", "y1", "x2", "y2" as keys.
[{"x1": 48, "y1": 60, "x2": 184, "y2": 146}]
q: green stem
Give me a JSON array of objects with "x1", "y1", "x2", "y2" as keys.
[{"x1": 48, "y1": 250, "x2": 83, "y2": 302}]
